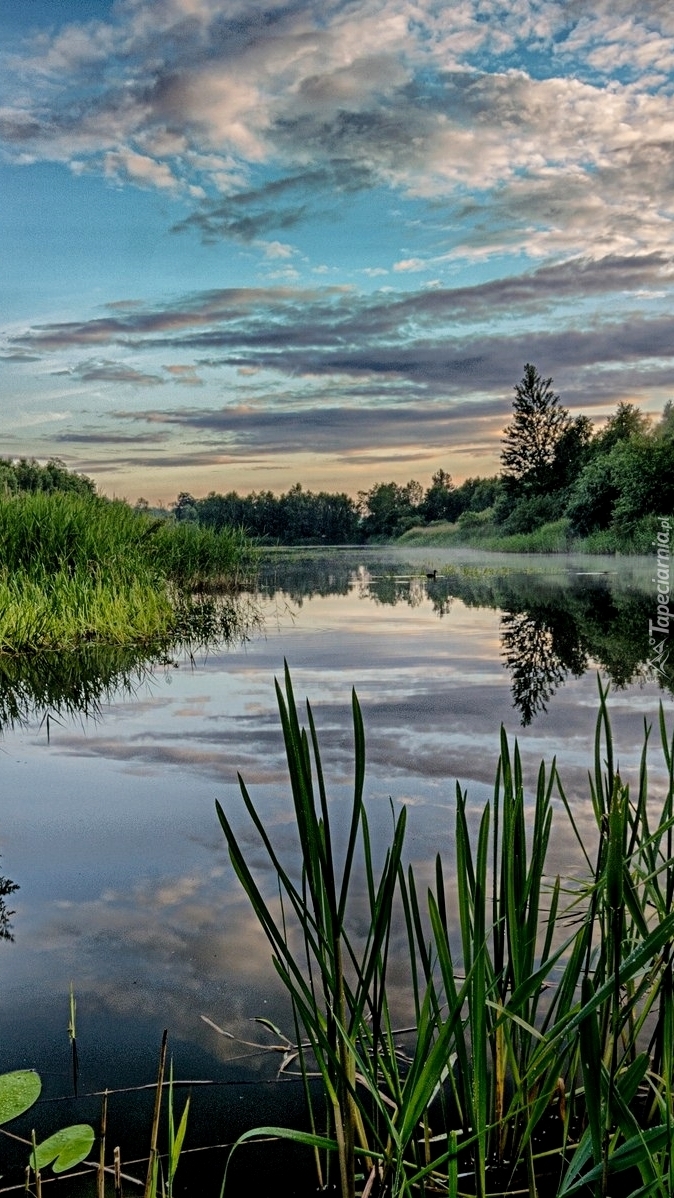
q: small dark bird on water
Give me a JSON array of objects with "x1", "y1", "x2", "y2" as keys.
[{"x1": 426, "y1": 569, "x2": 437, "y2": 579}]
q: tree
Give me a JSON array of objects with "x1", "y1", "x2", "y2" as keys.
[
  {"x1": 549, "y1": 415, "x2": 594, "y2": 493},
  {"x1": 172, "y1": 491, "x2": 199, "y2": 521},
  {"x1": 596, "y1": 401, "x2": 650, "y2": 453},
  {"x1": 420, "y1": 470, "x2": 460, "y2": 523},
  {"x1": 501, "y1": 365, "x2": 571, "y2": 494},
  {"x1": 358, "y1": 480, "x2": 422, "y2": 538},
  {"x1": 655, "y1": 400, "x2": 674, "y2": 439}
]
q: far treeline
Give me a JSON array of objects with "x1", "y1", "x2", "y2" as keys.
[{"x1": 162, "y1": 365, "x2": 674, "y2": 552}]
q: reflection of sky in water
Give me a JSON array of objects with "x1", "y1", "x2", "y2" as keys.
[{"x1": 1, "y1": 551, "x2": 673, "y2": 1165}]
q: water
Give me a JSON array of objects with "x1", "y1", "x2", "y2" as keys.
[{"x1": 0, "y1": 547, "x2": 672, "y2": 1192}]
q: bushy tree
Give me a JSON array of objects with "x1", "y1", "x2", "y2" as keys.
[
  {"x1": 172, "y1": 491, "x2": 199, "y2": 522},
  {"x1": 595, "y1": 401, "x2": 650, "y2": 454},
  {"x1": 0, "y1": 457, "x2": 95, "y2": 497},
  {"x1": 565, "y1": 454, "x2": 619, "y2": 536},
  {"x1": 654, "y1": 400, "x2": 674, "y2": 440},
  {"x1": 358, "y1": 480, "x2": 422, "y2": 538},
  {"x1": 419, "y1": 470, "x2": 460, "y2": 522}
]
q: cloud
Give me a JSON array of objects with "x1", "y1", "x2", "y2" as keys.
[
  {"x1": 53, "y1": 429, "x2": 170, "y2": 445},
  {"x1": 11, "y1": 251, "x2": 673, "y2": 354},
  {"x1": 104, "y1": 149, "x2": 178, "y2": 190},
  {"x1": 66, "y1": 360, "x2": 166, "y2": 385},
  {"x1": 104, "y1": 398, "x2": 545, "y2": 462},
  {"x1": 163, "y1": 363, "x2": 204, "y2": 384},
  {"x1": 393, "y1": 258, "x2": 427, "y2": 273},
  {"x1": 171, "y1": 165, "x2": 373, "y2": 242},
  {"x1": 7, "y1": 257, "x2": 674, "y2": 472},
  {"x1": 3, "y1": 0, "x2": 674, "y2": 260}
]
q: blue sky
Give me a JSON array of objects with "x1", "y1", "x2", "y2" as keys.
[{"x1": 2, "y1": 0, "x2": 674, "y2": 502}]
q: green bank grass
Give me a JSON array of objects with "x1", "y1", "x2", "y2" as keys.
[
  {"x1": 0, "y1": 492, "x2": 254, "y2": 653},
  {"x1": 399, "y1": 518, "x2": 574, "y2": 552},
  {"x1": 219, "y1": 670, "x2": 674, "y2": 1198},
  {"x1": 398, "y1": 515, "x2": 663, "y2": 555}
]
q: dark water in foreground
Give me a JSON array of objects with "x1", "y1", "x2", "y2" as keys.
[{"x1": 1, "y1": 548, "x2": 672, "y2": 1193}]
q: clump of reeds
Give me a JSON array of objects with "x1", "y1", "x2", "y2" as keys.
[
  {"x1": 0, "y1": 492, "x2": 254, "y2": 654},
  {"x1": 219, "y1": 670, "x2": 674, "y2": 1197}
]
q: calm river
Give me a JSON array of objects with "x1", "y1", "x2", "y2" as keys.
[{"x1": 1, "y1": 547, "x2": 672, "y2": 1193}]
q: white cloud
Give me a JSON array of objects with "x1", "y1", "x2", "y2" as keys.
[
  {"x1": 256, "y1": 239, "x2": 295, "y2": 259},
  {"x1": 104, "y1": 149, "x2": 178, "y2": 190},
  {"x1": 393, "y1": 258, "x2": 428, "y2": 272},
  {"x1": 2, "y1": 0, "x2": 674, "y2": 263}
]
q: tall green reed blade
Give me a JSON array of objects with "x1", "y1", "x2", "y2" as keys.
[
  {"x1": 166, "y1": 1059, "x2": 190, "y2": 1198},
  {"x1": 218, "y1": 667, "x2": 385, "y2": 1198},
  {"x1": 471, "y1": 805, "x2": 491, "y2": 1198},
  {"x1": 143, "y1": 1029, "x2": 167, "y2": 1198},
  {"x1": 579, "y1": 975, "x2": 604, "y2": 1196}
]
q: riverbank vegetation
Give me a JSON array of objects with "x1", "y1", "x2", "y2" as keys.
[
  {"x1": 164, "y1": 373, "x2": 674, "y2": 553},
  {"x1": 218, "y1": 669, "x2": 674, "y2": 1197},
  {"x1": 0, "y1": 462, "x2": 255, "y2": 654}
]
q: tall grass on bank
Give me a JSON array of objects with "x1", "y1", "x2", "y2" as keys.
[
  {"x1": 219, "y1": 670, "x2": 674, "y2": 1197},
  {"x1": 398, "y1": 515, "x2": 662, "y2": 554},
  {"x1": 0, "y1": 492, "x2": 254, "y2": 653}
]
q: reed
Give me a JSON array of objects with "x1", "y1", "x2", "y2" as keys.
[
  {"x1": 0, "y1": 492, "x2": 254, "y2": 654},
  {"x1": 220, "y1": 670, "x2": 674, "y2": 1197}
]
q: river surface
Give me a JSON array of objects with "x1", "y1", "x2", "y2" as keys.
[{"x1": 1, "y1": 547, "x2": 672, "y2": 1192}]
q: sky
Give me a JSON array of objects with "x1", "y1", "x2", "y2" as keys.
[{"x1": 1, "y1": 0, "x2": 674, "y2": 504}]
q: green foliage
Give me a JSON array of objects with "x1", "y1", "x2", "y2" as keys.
[
  {"x1": 220, "y1": 670, "x2": 674, "y2": 1197},
  {"x1": 566, "y1": 452, "x2": 619, "y2": 535},
  {"x1": 0, "y1": 1070, "x2": 41, "y2": 1124},
  {"x1": 497, "y1": 493, "x2": 561, "y2": 534},
  {"x1": 0, "y1": 1067, "x2": 94, "y2": 1182},
  {"x1": 595, "y1": 401, "x2": 651, "y2": 453},
  {"x1": 0, "y1": 491, "x2": 254, "y2": 653},
  {"x1": 33, "y1": 1125, "x2": 96, "y2": 1174},
  {"x1": 0, "y1": 456, "x2": 96, "y2": 498},
  {"x1": 418, "y1": 469, "x2": 459, "y2": 522},
  {"x1": 491, "y1": 371, "x2": 673, "y2": 544},
  {"x1": 567, "y1": 433, "x2": 674, "y2": 539},
  {"x1": 358, "y1": 479, "x2": 423, "y2": 538},
  {"x1": 190, "y1": 484, "x2": 362, "y2": 544}
]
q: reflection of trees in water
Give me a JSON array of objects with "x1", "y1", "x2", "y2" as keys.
[
  {"x1": 0, "y1": 873, "x2": 18, "y2": 942},
  {"x1": 501, "y1": 612, "x2": 583, "y2": 725},
  {"x1": 496, "y1": 584, "x2": 662, "y2": 724},
  {"x1": 259, "y1": 556, "x2": 673, "y2": 723},
  {"x1": 365, "y1": 575, "x2": 427, "y2": 608},
  {"x1": 259, "y1": 555, "x2": 352, "y2": 605}
]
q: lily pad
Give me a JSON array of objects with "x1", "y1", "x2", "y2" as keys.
[
  {"x1": 0, "y1": 1070, "x2": 41, "y2": 1125},
  {"x1": 33, "y1": 1124, "x2": 95, "y2": 1173}
]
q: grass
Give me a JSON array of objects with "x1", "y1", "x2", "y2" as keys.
[
  {"x1": 398, "y1": 516, "x2": 664, "y2": 554},
  {"x1": 218, "y1": 668, "x2": 674, "y2": 1197},
  {"x1": 0, "y1": 492, "x2": 255, "y2": 654},
  {"x1": 400, "y1": 518, "x2": 575, "y2": 552}
]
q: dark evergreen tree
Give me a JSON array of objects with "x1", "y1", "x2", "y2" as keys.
[{"x1": 501, "y1": 364, "x2": 571, "y2": 494}]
